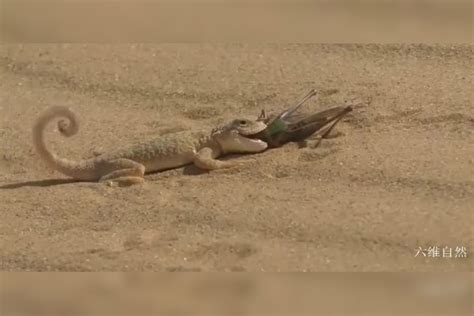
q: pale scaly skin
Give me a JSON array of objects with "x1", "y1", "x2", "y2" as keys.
[{"x1": 33, "y1": 106, "x2": 268, "y2": 186}]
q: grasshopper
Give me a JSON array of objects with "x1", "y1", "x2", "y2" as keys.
[{"x1": 251, "y1": 89, "x2": 353, "y2": 148}]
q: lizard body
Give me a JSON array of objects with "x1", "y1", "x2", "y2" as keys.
[{"x1": 33, "y1": 106, "x2": 268, "y2": 186}]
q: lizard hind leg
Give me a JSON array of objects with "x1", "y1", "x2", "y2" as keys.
[{"x1": 98, "y1": 158, "x2": 146, "y2": 187}]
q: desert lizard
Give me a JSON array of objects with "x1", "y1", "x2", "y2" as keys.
[{"x1": 33, "y1": 106, "x2": 268, "y2": 186}]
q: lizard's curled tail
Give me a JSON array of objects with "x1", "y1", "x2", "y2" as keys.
[{"x1": 32, "y1": 106, "x2": 96, "y2": 180}]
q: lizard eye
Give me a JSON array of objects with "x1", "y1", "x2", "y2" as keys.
[{"x1": 239, "y1": 120, "x2": 248, "y2": 126}]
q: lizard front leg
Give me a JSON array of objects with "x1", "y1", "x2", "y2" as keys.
[
  {"x1": 193, "y1": 147, "x2": 253, "y2": 170},
  {"x1": 97, "y1": 158, "x2": 146, "y2": 186}
]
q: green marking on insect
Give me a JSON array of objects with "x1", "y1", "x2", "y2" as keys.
[{"x1": 266, "y1": 119, "x2": 287, "y2": 136}]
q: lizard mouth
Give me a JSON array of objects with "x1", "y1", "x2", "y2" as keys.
[{"x1": 236, "y1": 133, "x2": 268, "y2": 151}]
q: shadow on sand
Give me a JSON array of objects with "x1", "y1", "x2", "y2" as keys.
[
  {"x1": 0, "y1": 178, "x2": 82, "y2": 189},
  {"x1": 0, "y1": 166, "x2": 206, "y2": 189}
]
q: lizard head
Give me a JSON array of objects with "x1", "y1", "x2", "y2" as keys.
[{"x1": 212, "y1": 119, "x2": 268, "y2": 153}]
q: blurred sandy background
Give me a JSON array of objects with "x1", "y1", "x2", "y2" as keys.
[
  {"x1": 1, "y1": 273, "x2": 472, "y2": 315},
  {"x1": 2, "y1": 0, "x2": 472, "y2": 42},
  {"x1": 0, "y1": 44, "x2": 472, "y2": 273}
]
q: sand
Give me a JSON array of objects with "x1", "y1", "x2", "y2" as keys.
[{"x1": 0, "y1": 44, "x2": 472, "y2": 271}]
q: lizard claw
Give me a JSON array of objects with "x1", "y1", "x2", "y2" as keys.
[{"x1": 105, "y1": 180, "x2": 118, "y2": 187}]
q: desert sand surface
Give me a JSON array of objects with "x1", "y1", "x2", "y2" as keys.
[{"x1": 0, "y1": 44, "x2": 472, "y2": 272}]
